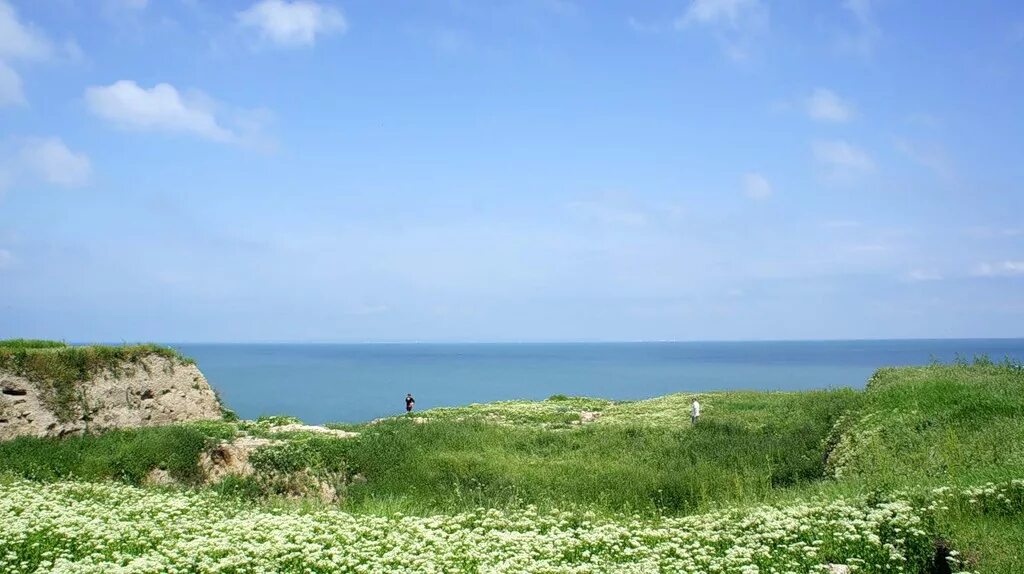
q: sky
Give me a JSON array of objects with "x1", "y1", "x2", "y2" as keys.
[{"x1": 0, "y1": 0, "x2": 1023, "y2": 343}]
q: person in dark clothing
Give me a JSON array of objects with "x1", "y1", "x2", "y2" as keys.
[{"x1": 405, "y1": 393, "x2": 415, "y2": 413}]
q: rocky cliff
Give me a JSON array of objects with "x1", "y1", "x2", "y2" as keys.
[{"x1": 0, "y1": 345, "x2": 223, "y2": 441}]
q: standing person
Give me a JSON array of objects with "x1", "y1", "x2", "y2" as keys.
[
  {"x1": 690, "y1": 398, "x2": 701, "y2": 425},
  {"x1": 405, "y1": 393, "x2": 415, "y2": 414}
]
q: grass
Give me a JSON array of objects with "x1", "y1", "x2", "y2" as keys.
[
  {"x1": 0, "y1": 422, "x2": 234, "y2": 484},
  {"x1": 0, "y1": 339, "x2": 68, "y2": 350},
  {"x1": 336, "y1": 389, "x2": 859, "y2": 515},
  {"x1": 1, "y1": 356, "x2": 1022, "y2": 571},
  {"x1": 0, "y1": 340, "x2": 195, "y2": 422},
  {"x1": 939, "y1": 513, "x2": 1024, "y2": 574},
  {"x1": 826, "y1": 362, "x2": 1024, "y2": 487}
]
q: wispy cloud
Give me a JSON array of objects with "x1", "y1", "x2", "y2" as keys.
[
  {"x1": 1, "y1": 137, "x2": 91, "y2": 193},
  {"x1": 742, "y1": 172, "x2": 772, "y2": 200},
  {"x1": 108, "y1": 0, "x2": 148, "y2": 10},
  {"x1": 85, "y1": 81, "x2": 271, "y2": 147},
  {"x1": 837, "y1": 0, "x2": 880, "y2": 57},
  {"x1": 903, "y1": 269, "x2": 943, "y2": 282},
  {"x1": 972, "y1": 261, "x2": 1024, "y2": 277},
  {"x1": 820, "y1": 220, "x2": 861, "y2": 229},
  {"x1": 626, "y1": 17, "x2": 666, "y2": 34},
  {"x1": 894, "y1": 138, "x2": 954, "y2": 181},
  {"x1": 0, "y1": 0, "x2": 55, "y2": 106},
  {"x1": 965, "y1": 227, "x2": 1023, "y2": 239},
  {"x1": 17, "y1": 137, "x2": 92, "y2": 187},
  {"x1": 567, "y1": 196, "x2": 648, "y2": 227},
  {"x1": 345, "y1": 303, "x2": 390, "y2": 316},
  {"x1": 805, "y1": 88, "x2": 854, "y2": 122},
  {"x1": 675, "y1": 0, "x2": 768, "y2": 61},
  {"x1": 0, "y1": 1, "x2": 52, "y2": 62},
  {"x1": 812, "y1": 139, "x2": 874, "y2": 178},
  {"x1": 905, "y1": 113, "x2": 940, "y2": 129},
  {"x1": 237, "y1": 0, "x2": 347, "y2": 48},
  {"x1": 0, "y1": 248, "x2": 12, "y2": 269}
]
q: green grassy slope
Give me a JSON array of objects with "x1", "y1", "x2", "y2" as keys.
[
  {"x1": 821, "y1": 361, "x2": 1024, "y2": 573},
  {"x1": 338, "y1": 389, "x2": 860, "y2": 514},
  {"x1": 826, "y1": 362, "x2": 1024, "y2": 488}
]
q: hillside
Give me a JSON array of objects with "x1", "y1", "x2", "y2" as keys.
[{"x1": 0, "y1": 358, "x2": 1022, "y2": 572}]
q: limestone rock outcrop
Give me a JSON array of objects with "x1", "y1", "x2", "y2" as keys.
[{"x1": 0, "y1": 354, "x2": 222, "y2": 441}]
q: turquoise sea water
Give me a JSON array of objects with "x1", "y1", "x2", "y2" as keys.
[{"x1": 170, "y1": 340, "x2": 1024, "y2": 425}]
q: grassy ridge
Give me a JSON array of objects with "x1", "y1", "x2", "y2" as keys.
[
  {"x1": 337, "y1": 390, "x2": 859, "y2": 514},
  {"x1": 0, "y1": 340, "x2": 195, "y2": 422},
  {"x1": 827, "y1": 362, "x2": 1024, "y2": 486},
  {"x1": 0, "y1": 339, "x2": 69, "y2": 350}
]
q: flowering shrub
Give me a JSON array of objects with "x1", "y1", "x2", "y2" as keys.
[{"x1": 0, "y1": 479, "x2": 937, "y2": 574}]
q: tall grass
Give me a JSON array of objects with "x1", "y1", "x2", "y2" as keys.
[
  {"x1": 338, "y1": 389, "x2": 858, "y2": 515},
  {"x1": 0, "y1": 423, "x2": 235, "y2": 484},
  {"x1": 825, "y1": 361, "x2": 1024, "y2": 487},
  {"x1": 0, "y1": 339, "x2": 68, "y2": 350}
]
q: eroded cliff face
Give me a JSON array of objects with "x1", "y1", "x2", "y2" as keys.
[{"x1": 0, "y1": 354, "x2": 222, "y2": 441}]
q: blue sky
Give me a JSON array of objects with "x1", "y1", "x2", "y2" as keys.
[{"x1": 1, "y1": 0, "x2": 1022, "y2": 342}]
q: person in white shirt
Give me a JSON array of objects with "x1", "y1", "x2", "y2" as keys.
[{"x1": 690, "y1": 398, "x2": 701, "y2": 425}]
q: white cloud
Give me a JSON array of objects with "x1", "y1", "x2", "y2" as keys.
[
  {"x1": 846, "y1": 243, "x2": 887, "y2": 253},
  {"x1": 0, "y1": 1, "x2": 53, "y2": 62},
  {"x1": 965, "y1": 226, "x2": 1023, "y2": 239},
  {"x1": 237, "y1": 0, "x2": 347, "y2": 48},
  {"x1": 114, "y1": 0, "x2": 149, "y2": 9},
  {"x1": 805, "y1": 88, "x2": 853, "y2": 122},
  {"x1": 904, "y1": 269, "x2": 942, "y2": 282},
  {"x1": 820, "y1": 220, "x2": 861, "y2": 229},
  {"x1": 838, "y1": 0, "x2": 880, "y2": 56},
  {"x1": 0, "y1": 59, "x2": 23, "y2": 106},
  {"x1": 682, "y1": 0, "x2": 758, "y2": 26},
  {"x1": 812, "y1": 139, "x2": 874, "y2": 175},
  {"x1": 17, "y1": 137, "x2": 92, "y2": 187},
  {"x1": 894, "y1": 138, "x2": 954, "y2": 181},
  {"x1": 0, "y1": 0, "x2": 56, "y2": 107},
  {"x1": 973, "y1": 261, "x2": 1024, "y2": 277},
  {"x1": 742, "y1": 172, "x2": 772, "y2": 200},
  {"x1": 567, "y1": 196, "x2": 647, "y2": 226},
  {"x1": 345, "y1": 303, "x2": 390, "y2": 316},
  {"x1": 0, "y1": 248, "x2": 12, "y2": 269},
  {"x1": 627, "y1": 17, "x2": 664, "y2": 34},
  {"x1": 676, "y1": 0, "x2": 767, "y2": 60},
  {"x1": 1, "y1": 137, "x2": 91, "y2": 192},
  {"x1": 85, "y1": 81, "x2": 236, "y2": 143}
]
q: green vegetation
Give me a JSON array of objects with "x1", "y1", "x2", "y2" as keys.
[
  {"x1": 0, "y1": 340, "x2": 195, "y2": 422},
  {"x1": 0, "y1": 339, "x2": 68, "y2": 350},
  {"x1": 338, "y1": 390, "x2": 859, "y2": 514},
  {"x1": 826, "y1": 362, "x2": 1024, "y2": 487},
  {"x1": 0, "y1": 423, "x2": 233, "y2": 484},
  {"x1": 1, "y1": 356, "x2": 1022, "y2": 571}
]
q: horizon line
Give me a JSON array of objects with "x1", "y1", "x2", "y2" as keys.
[{"x1": 60, "y1": 336, "x2": 1024, "y2": 346}]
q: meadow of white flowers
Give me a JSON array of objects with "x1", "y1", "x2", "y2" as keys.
[{"x1": 0, "y1": 478, "x2": 950, "y2": 574}]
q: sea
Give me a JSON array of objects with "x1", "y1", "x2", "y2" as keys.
[{"x1": 169, "y1": 339, "x2": 1024, "y2": 425}]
